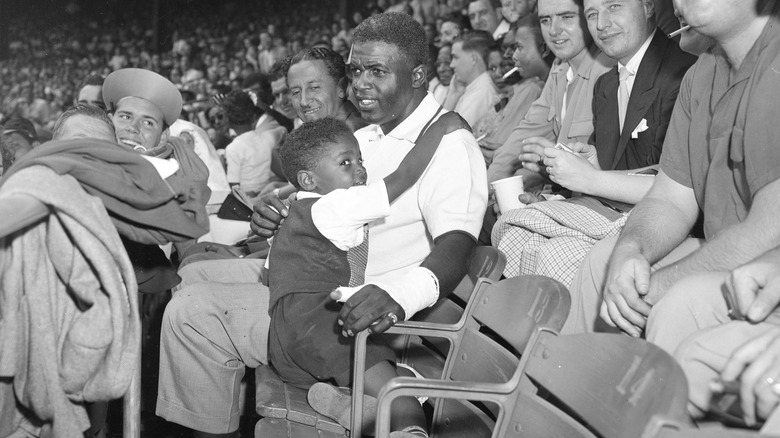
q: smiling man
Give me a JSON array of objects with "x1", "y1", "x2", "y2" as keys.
[
  {"x1": 103, "y1": 68, "x2": 182, "y2": 154},
  {"x1": 514, "y1": 0, "x2": 695, "y2": 207},
  {"x1": 102, "y1": 68, "x2": 211, "y2": 293}
]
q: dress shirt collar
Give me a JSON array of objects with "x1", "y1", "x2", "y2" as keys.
[{"x1": 618, "y1": 29, "x2": 656, "y2": 76}]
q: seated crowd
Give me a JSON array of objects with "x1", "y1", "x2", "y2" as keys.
[{"x1": 2, "y1": 0, "x2": 780, "y2": 436}]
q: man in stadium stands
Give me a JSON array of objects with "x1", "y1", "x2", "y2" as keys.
[{"x1": 444, "y1": 30, "x2": 500, "y2": 127}]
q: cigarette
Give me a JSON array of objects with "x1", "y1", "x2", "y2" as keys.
[
  {"x1": 668, "y1": 24, "x2": 691, "y2": 39},
  {"x1": 476, "y1": 133, "x2": 488, "y2": 142},
  {"x1": 709, "y1": 379, "x2": 740, "y2": 394},
  {"x1": 502, "y1": 66, "x2": 519, "y2": 79}
]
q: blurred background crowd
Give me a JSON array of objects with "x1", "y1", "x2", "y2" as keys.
[{"x1": 0, "y1": 0, "x2": 469, "y2": 144}]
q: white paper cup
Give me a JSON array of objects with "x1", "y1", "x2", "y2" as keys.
[{"x1": 491, "y1": 175, "x2": 525, "y2": 213}]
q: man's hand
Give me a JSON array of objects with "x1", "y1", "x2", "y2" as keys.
[
  {"x1": 250, "y1": 190, "x2": 290, "y2": 238},
  {"x1": 599, "y1": 247, "x2": 653, "y2": 337},
  {"x1": 726, "y1": 260, "x2": 780, "y2": 323},
  {"x1": 519, "y1": 136, "x2": 552, "y2": 174},
  {"x1": 568, "y1": 141, "x2": 600, "y2": 168},
  {"x1": 335, "y1": 284, "x2": 405, "y2": 337},
  {"x1": 489, "y1": 189, "x2": 542, "y2": 215},
  {"x1": 720, "y1": 326, "x2": 780, "y2": 426},
  {"x1": 542, "y1": 147, "x2": 598, "y2": 193}
]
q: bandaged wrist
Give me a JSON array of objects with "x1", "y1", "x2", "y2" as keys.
[
  {"x1": 332, "y1": 267, "x2": 440, "y2": 320},
  {"x1": 383, "y1": 267, "x2": 440, "y2": 320}
]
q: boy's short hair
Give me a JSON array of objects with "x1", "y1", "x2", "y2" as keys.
[{"x1": 280, "y1": 118, "x2": 354, "y2": 190}]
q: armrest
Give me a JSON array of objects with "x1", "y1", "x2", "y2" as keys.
[
  {"x1": 373, "y1": 376, "x2": 512, "y2": 437},
  {"x1": 350, "y1": 278, "x2": 496, "y2": 437},
  {"x1": 350, "y1": 325, "x2": 462, "y2": 437}
]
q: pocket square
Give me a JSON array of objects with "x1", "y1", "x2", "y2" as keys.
[{"x1": 631, "y1": 118, "x2": 649, "y2": 139}]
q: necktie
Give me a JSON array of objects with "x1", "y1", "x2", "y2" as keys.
[
  {"x1": 618, "y1": 66, "x2": 632, "y2": 132},
  {"x1": 560, "y1": 66, "x2": 575, "y2": 121},
  {"x1": 347, "y1": 224, "x2": 369, "y2": 286}
]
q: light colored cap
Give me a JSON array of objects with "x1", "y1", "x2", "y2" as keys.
[{"x1": 103, "y1": 68, "x2": 183, "y2": 126}]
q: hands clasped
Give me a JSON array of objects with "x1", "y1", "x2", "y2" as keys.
[{"x1": 599, "y1": 246, "x2": 653, "y2": 337}]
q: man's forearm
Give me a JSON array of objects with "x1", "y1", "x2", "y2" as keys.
[
  {"x1": 616, "y1": 195, "x2": 696, "y2": 265},
  {"x1": 420, "y1": 231, "x2": 476, "y2": 297},
  {"x1": 649, "y1": 178, "x2": 780, "y2": 302},
  {"x1": 651, "y1": 213, "x2": 780, "y2": 299},
  {"x1": 585, "y1": 170, "x2": 656, "y2": 204}
]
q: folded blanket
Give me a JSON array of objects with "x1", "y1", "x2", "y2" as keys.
[
  {"x1": 492, "y1": 196, "x2": 628, "y2": 287},
  {"x1": 0, "y1": 166, "x2": 140, "y2": 437},
  {"x1": 2, "y1": 138, "x2": 209, "y2": 245}
]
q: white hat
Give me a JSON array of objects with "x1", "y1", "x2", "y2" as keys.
[{"x1": 103, "y1": 68, "x2": 183, "y2": 126}]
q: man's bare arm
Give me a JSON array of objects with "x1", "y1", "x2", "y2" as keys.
[
  {"x1": 337, "y1": 231, "x2": 475, "y2": 335},
  {"x1": 420, "y1": 231, "x2": 476, "y2": 297},
  {"x1": 600, "y1": 170, "x2": 699, "y2": 335},
  {"x1": 617, "y1": 170, "x2": 700, "y2": 264},
  {"x1": 646, "y1": 177, "x2": 780, "y2": 303}
]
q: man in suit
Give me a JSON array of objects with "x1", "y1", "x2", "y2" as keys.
[
  {"x1": 520, "y1": 0, "x2": 696, "y2": 207},
  {"x1": 489, "y1": 0, "x2": 694, "y2": 287}
]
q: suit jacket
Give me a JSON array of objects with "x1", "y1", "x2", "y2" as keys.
[{"x1": 590, "y1": 29, "x2": 696, "y2": 172}]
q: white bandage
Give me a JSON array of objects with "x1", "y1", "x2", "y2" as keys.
[{"x1": 333, "y1": 267, "x2": 440, "y2": 320}]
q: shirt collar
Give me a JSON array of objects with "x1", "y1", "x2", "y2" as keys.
[
  {"x1": 255, "y1": 113, "x2": 270, "y2": 129},
  {"x1": 618, "y1": 29, "x2": 656, "y2": 76},
  {"x1": 551, "y1": 43, "x2": 605, "y2": 81},
  {"x1": 366, "y1": 93, "x2": 442, "y2": 143},
  {"x1": 297, "y1": 190, "x2": 322, "y2": 199},
  {"x1": 465, "y1": 71, "x2": 492, "y2": 94}
]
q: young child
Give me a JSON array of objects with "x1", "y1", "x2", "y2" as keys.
[{"x1": 268, "y1": 114, "x2": 467, "y2": 437}]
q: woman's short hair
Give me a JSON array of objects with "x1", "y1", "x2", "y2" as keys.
[{"x1": 284, "y1": 47, "x2": 347, "y2": 87}]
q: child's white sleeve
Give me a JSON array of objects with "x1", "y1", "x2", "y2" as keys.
[{"x1": 311, "y1": 181, "x2": 390, "y2": 251}]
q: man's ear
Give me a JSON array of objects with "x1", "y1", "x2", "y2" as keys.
[
  {"x1": 337, "y1": 77, "x2": 347, "y2": 99},
  {"x1": 643, "y1": 0, "x2": 655, "y2": 19},
  {"x1": 297, "y1": 170, "x2": 317, "y2": 192},
  {"x1": 412, "y1": 64, "x2": 427, "y2": 88},
  {"x1": 471, "y1": 52, "x2": 485, "y2": 70},
  {"x1": 157, "y1": 129, "x2": 170, "y2": 149}
]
